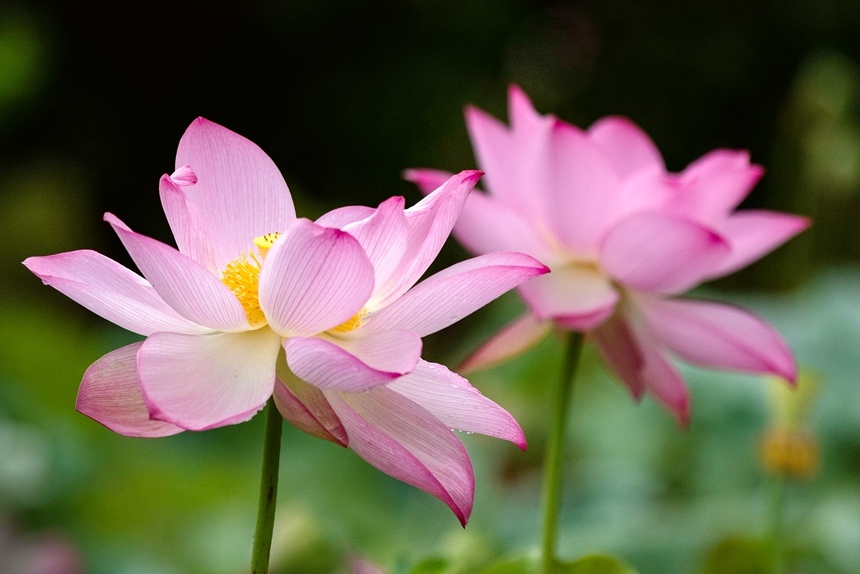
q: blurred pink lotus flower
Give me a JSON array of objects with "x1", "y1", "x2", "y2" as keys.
[
  {"x1": 0, "y1": 521, "x2": 83, "y2": 574},
  {"x1": 24, "y1": 118, "x2": 547, "y2": 523},
  {"x1": 406, "y1": 86, "x2": 809, "y2": 425}
]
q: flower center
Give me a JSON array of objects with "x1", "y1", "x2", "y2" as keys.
[
  {"x1": 221, "y1": 233, "x2": 281, "y2": 327},
  {"x1": 329, "y1": 308, "x2": 368, "y2": 334}
]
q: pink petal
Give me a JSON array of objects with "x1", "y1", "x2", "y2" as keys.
[
  {"x1": 375, "y1": 170, "x2": 482, "y2": 308},
  {"x1": 508, "y1": 84, "x2": 549, "y2": 133},
  {"x1": 464, "y1": 104, "x2": 525, "y2": 208},
  {"x1": 327, "y1": 387, "x2": 475, "y2": 525},
  {"x1": 600, "y1": 212, "x2": 730, "y2": 293},
  {"x1": 541, "y1": 120, "x2": 622, "y2": 254},
  {"x1": 588, "y1": 116, "x2": 665, "y2": 179},
  {"x1": 105, "y1": 213, "x2": 250, "y2": 332},
  {"x1": 340, "y1": 196, "x2": 410, "y2": 311},
  {"x1": 174, "y1": 118, "x2": 296, "y2": 269},
  {"x1": 450, "y1": 189, "x2": 552, "y2": 259},
  {"x1": 517, "y1": 264, "x2": 619, "y2": 329},
  {"x1": 638, "y1": 342, "x2": 691, "y2": 427},
  {"x1": 637, "y1": 296, "x2": 797, "y2": 383},
  {"x1": 404, "y1": 171, "x2": 545, "y2": 275},
  {"x1": 465, "y1": 85, "x2": 553, "y2": 220},
  {"x1": 387, "y1": 359, "x2": 526, "y2": 448},
  {"x1": 592, "y1": 313, "x2": 690, "y2": 426},
  {"x1": 273, "y1": 363, "x2": 347, "y2": 446},
  {"x1": 284, "y1": 330, "x2": 422, "y2": 392},
  {"x1": 459, "y1": 312, "x2": 553, "y2": 373},
  {"x1": 259, "y1": 219, "x2": 374, "y2": 337},
  {"x1": 402, "y1": 168, "x2": 454, "y2": 195},
  {"x1": 315, "y1": 205, "x2": 376, "y2": 228},
  {"x1": 23, "y1": 251, "x2": 210, "y2": 336},
  {"x1": 615, "y1": 167, "x2": 677, "y2": 217},
  {"x1": 362, "y1": 251, "x2": 548, "y2": 338},
  {"x1": 76, "y1": 342, "x2": 183, "y2": 437},
  {"x1": 669, "y1": 149, "x2": 764, "y2": 224},
  {"x1": 710, "y1": 210, "x2": 811, "y2": 278},
  {"x1": 590, "y1": 313, "x2": 646, "y2": 400},
  {"x1": 138, "y1": 329, "x2": 282, "y2": 430},
  {"x1": 159, "y1": 172, "x2": 219, "y2": 273}
]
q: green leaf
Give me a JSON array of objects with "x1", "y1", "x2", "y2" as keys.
[
  {"x1": 558, "y1": 554, "x2": 639, "y2": 574},
  {"x1": 700, "y1": 536, "x2": 769, "y2": 574},
  {"x1": 478, "y1": 556, "x2": 535, "y2": 574},
  {"x1": 478, "y1": 554, "x2": 638, "y2": 574},
  {"x1": 409, "y1": 557, "x2": 451, "y2": 574}
]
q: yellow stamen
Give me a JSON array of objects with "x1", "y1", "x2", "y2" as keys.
[
  {"x1": 220, "y1": 233, "x2": 282, "y2": 326},
  {"x1": 330, "y1": 308, "x2": 368, "y2": 333},
  {"x1": 221, "y1": 252, "x2": 265, "y2": 326},
  {"x1": 253, "y1": 232, "x2": 281, "y2": 256}
]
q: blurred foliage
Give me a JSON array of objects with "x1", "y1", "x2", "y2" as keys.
[{"x1": 1, "y1": 0, "x2": 858, "y2": 573}]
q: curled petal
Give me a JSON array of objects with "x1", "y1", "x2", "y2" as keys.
[
  {"x1": 388, "y1": 360, "x2": 526, "y2": 449},
  {"x1": 259, "y1": 219, "x2": 374, "y2": 337},
  {"x1": 76, "y1": 342, "x2": 183, "y2": 437},
  {"x1": 327, "y1": 387, "x2": 475, "y2": 525},
  {"x1": 159, "y1": 172, "x2": 218, "y2": 273},
  {"x1": 105, "y1": 213, "x2": 250, "y2": 332},
  {"x1": 600, "y1": 212, "x2": 730, "y2": 293},
  {"x1": 23, "y1": 250, "x2": 210, "y2": 336},
  {"x1": 517, "y1": 264, "x2": 618, "y2": 330},
  {"x1": 710, "y1": 210, "x2": 811, "y2": 278},
  {"x1": 273, "y1": 361, "x2": 347, "y2": 446},
  {"x1": 174, "y1": 118, "x2": 296, "y2": 269},
  {"x1": 284, "y1": 330, "x2": 422, "y2": 392},
  {"x1": 637, "y1": 296, "x2": 797, "y2": 383},
  {"x1": 138, "y1": 329, "x2": 282, "y2": 430},
  {"x1": 362, "y1": 251, "x2": 548, "y2": 337},
  {"x1": 459, "y1": 312, "x2": 552, "y2": 373},
  {"x1": 588, "y1": 116, "x2": 665, "y2": 179}
]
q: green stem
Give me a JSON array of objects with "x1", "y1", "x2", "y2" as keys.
[
  {"x1": 766, "y1": 474, "x2": 785, "y2": 574},
  {"x1": 540, "y1": 332, "x2": 585, "y2": 574},
  {"x1": 251, "y1": 398, "x2": 283, "y2": 574}
]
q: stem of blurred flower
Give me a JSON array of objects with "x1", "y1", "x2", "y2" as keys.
[
  {"x1": 766, "y1": 474, "x2": 785, "y2": 574},
  {"x1": 539, "y1": 332, "x2": 584, "y2": 574},
  {"x1": 251, "y1": 397, "x2": 283, "y2": 574}
]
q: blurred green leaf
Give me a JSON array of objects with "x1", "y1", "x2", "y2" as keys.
[
  {"x1": 477, "y1": 554, "x2": 638, "y2": 574},
  {"x1": 559, "y1": 554, "x2": 638, "y2": 574},
  {"x1": 409, "y1": 557, "x2": 451, "y2": 574},
  {"x1": 700, "y1": 536, "x2": 768, "y2": 574},
  {"x1": 478, "y1": 555, "x2": 534, "y2": 574}
]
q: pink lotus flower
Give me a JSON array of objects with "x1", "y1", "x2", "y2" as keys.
[
  {"x1": 406, "y1": 86, "x2": 809, "y2": 425},
  {"x1": 24, "y1": 118, "x2": 548, "y2": 523}
]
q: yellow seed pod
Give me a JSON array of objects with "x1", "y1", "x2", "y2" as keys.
[{"x1": 759, "y1": 427, "x2": 820, "y2": 479}]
